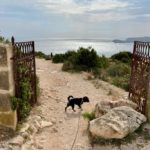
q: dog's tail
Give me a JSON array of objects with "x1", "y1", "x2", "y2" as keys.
[{"x1": 68, "y1": 95, "x2": 73, "y2": 101}]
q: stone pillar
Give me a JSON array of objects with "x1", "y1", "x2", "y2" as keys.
[{"x1": 0, "y1": 43, "x2": 17, "y2": 130}]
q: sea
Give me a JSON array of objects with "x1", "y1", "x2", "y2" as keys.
[{"x1": 35, "y1": 39, "x2": 133, "y2": 57}]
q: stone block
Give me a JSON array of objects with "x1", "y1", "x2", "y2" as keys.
[
  {"x1": 0, "y1": 93, "x2": 11, "y2": 112},
  {"x1": 0, "y1": 111, "x2": 17, "y2": 130},
  {"x1": 0, "y1": 47, "x2": 7, "y2": 66},
  {"x1": 0, "y1": 71, "x2": 9, "y2": 90}
]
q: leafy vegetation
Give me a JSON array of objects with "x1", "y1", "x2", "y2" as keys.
[
  {"x1": 52, "y1": 51, "x2": 76, "y2": 63},
  {"x1": 82, "y1": 112, "x2": 96, "y2": 121},
  {"x1": 10, "y1": 65, "x2": 40, "y2": 121},
  {"x1": 53, "y1": 48, "x2": 131, "y2": 91},
  {"x1": 0, "y1": 36, "x2": 10, "y2": 44},
  {"x1": 111, "y1": 51, "x2": 132, "y2": 64}
]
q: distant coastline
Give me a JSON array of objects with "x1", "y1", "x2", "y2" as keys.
[{"x1": 112, "y1": 36, "x2": 150, "y2": 43}]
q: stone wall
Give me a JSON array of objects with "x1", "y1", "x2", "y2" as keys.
[{"x1": 0, "y1": 43, "x2": 17, "y2": 130}]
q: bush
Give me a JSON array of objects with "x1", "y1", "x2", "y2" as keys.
[
  {"x1": 35, "y1": 51, "x2": 47, "y2": 59},
  {"x1": 98, "y1": 55, "x2": 109, "y2": 69},
  {"x1": 111, "y1": 51, "x2": 132, "y2": 64},
  {"x1": 0, "y1": 36, "x2": 10, "y2": 44},
  {"x1": 75, "y1": 47, "x2": 99, "y2": 69},
  {"x1": 62, "y1": 47, "x2": 100, "y2": 72},
  {"x1": 82, "y1": 112, "x2": 95, "y2": 121},
  {"x1": 52, "y1": 53, "x2": 65, "y2": 63},
  {"x1": 107, "y1": 63, "x2": 130, "y2": 77},
  {"x1": 112, "y1": 76, "x2": 130, "y2": 91},
  {"x1": 52, "y1": 51, "x2": 76, "y2": 63}
]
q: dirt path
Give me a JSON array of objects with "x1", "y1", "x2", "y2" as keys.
[{"x1": 32, "y1": 58, "x2": 127, "y2": 150}]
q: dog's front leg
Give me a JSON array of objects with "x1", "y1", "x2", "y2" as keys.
[
  {"x1": 71, "y1": 105, "x2": 76, "y2": 112},
  {"x1": 78, "y1": 105, "x2": 83, "y2": 111}
]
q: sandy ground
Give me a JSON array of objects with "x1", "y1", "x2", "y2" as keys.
[{"x1": 32, "y1": 58, "x2": 128, "y2": 150}]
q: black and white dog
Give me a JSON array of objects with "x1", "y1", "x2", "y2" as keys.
[{"x1": 65, "y1": 95, "x2": 90, "y2": 112}]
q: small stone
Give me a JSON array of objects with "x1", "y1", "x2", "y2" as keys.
[
  {"x1": 21, "y1": 132, "x2": 29, "y2": 139},
  {"x1": 51, "y1": 118, "x2": 56, "y2": 124},
  {"x1": 37, "y1": 144, "x2": 44, "y2": 149},
  {"x1": 40, "y1": 121, "x2": 53, "y2": 128},
  {"x1": 59, "y1": 120, "x2": 63, "y2": 123},
  {"x1": 34, "y1": 120, "x2": 41, "y2": 129},
  {"x1": 20, "y1": 123, "x2": 30, "y2": 133},
  {"x1": 52, "y1": 127, "x2": 58, "y2": 133},
  {"x1": 9, "y1": 135, "x2": 24, "y2": 146}
]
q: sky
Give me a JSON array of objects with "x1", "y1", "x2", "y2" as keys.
[{"x1": 0, "y1": 0, "x2": 150, "y2": 41}]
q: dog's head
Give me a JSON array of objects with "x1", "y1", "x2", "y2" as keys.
[{"x1": 83, "y1": 96, "x2": 90, "y2": 103}]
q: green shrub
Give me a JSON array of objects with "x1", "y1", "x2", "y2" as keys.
[
  {"x1": 75, "y1": 47, "x2": 99, "y2": 69},
  {"x1": 112, "y1": 76, "x2": 129, "y2": 91},
  {"x1": 0, "y1": 36, "x2": 10, "y2": 44},
  {"x1": 35, "y1": 51, "x2": 47, "y2": 59},
  {"x1": 107, "y1": 63, "x2": 130, "y2": 77},
  {"x1": 82, "y1": 112, "x2": 95, "y2": 121},
  {"x1": 52, "y1": 53, "x2": 65, "y2": 63},
  {"x1": 53, "y1": 51, "x2": 77, "y2": 63},
  {"x1": 111, "y1": 51, "x2": 132, "y2": 64},
  {"x1": 10, "y1": 66, "x2": 40, "y2": 121},
  {"x1": 98, "y1": 55, "x2": 109, "y2": 69},
  {"x1": 62, "y1": 47, "x2": 100, "y2": 72}
]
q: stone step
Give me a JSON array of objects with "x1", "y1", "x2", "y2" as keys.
[
  {"x1": 0, "y1": 111, "x2": 17, "y2": 130},
  {"x1": 0, "y1": 70, "x2": 9, "y2": 90}
]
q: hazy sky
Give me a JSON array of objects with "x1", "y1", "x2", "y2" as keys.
[{"x1": 0, "y1": 0, "x2": 150, "y2": 40}]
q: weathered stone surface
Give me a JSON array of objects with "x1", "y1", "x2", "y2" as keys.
[
  {"x1": 0, "y1": 111, "x2": 17, "y2": 130},
  {"x1": 94, "y1": 100, "x2": 137, "y2": 118},
  {"x1": 40, "y1": 120, "x2": 53, "y2": 128},
  {"x1": 90, "y1": 106, "x2": 146, "y2": 139},
  {"x1": 0, "y1": 71, "x2": 9, "y2": 90},
  {"x1": 0, "y1": 47, "x2": 7, "y2": 66},
  {"x1": 9, "y1": 135, "x2": 24, "y2": 146},
  {"x1": 142, "y1": 144, "x2": 150, "y2": 150},
  {"x1": 0, "y1": 93, "x2": 11, "y2": 112}
]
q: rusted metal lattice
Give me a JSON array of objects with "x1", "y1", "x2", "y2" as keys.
[
  {"x1": 11, "y1": 37, "x2": 37, "y2": 107},
  {"x1": 129, "y1": 41, "x2": 150, "y2": 114}
]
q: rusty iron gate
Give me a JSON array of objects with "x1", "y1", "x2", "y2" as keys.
[
  {"x1": 129, "y1": 41, "x2": 150, "y2": 114},
  {"x1": 11, "y1": 37, "x2": 37, "y2": 107}
]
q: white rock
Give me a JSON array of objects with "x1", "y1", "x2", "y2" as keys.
[
  {"x1": 94, "y1": 100, "x2": 137, "y2": 118},
  {"x1": 9, "y1": 135, "x2": 24, "y2": 146},
  {"x1": 40, "y1": 121, "x2": 53, "y2": 128},
  {"x1": 21, "y1": 132, "x2": 29, "y2": 139},
  {"x1": 20, "y1": 123, "x2": 30, "y2": 133},
  {"x1": 142, "y1": 145, "x2": 150, "y2": 150},
  {"x1": 90, "y1": 106, "x2": 146, "y2": 139}
]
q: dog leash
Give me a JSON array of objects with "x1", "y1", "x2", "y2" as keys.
[{"x1": 70, "y1": 111, "x2": 81, "y2": 150}]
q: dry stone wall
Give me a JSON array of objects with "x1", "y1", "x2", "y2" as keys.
[{"x1": 0, "y1": 43, "x2": 17, "y2": 130}]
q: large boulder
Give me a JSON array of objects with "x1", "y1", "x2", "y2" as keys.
[
  {"x1": 94, "y1": 100, "x2": 137, "y2": 118},
  {"x1": 89, "y1": 106, "x2": 146, "y2": 139}
]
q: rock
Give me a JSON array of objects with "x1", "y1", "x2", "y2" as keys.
[
  {"x1": 40, "y1": 121, "x2": 53, "y2": 128},
  {"x1": 33, "y1": 120, "x2": 41, "y2": 129},
  {"x1": 9, "y1": 135, "x2": 24, "y2": 146},
  {"x1": 20, "y1": 123, "x2": 30, "y2": 133},
  {"x1": 37, "y1": 144, "x2": 44, "y2": 149},
  {"x1": 21, "y1": 132, "x2": 29, "y2": 139},
  {"x1": 141, "y1": 144, "x2": 150, "y2": 150},
  {"x1": 51, "y1": 127, "x2": 58, "y2": 133},
  {"x1": 89, "y1": 106, "x2": 146, "y2": 139},
  {"x1": 94, "y1": 100, "x2": 137, "y2": 118},
  {"x1": 51, "y1": 118, "x2": 56, "y2": 124}
]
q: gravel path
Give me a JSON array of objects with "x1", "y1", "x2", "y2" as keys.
[{"x1": 31, "y1": 58, "x2": 127, "y2": 150}]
